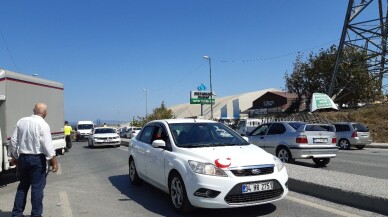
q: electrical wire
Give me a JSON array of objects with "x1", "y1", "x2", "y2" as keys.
[
  {"x1": 214, "y1": 39, "x2": 341, "y2": 63},
  {"x1": 0, "y1": 28, "x2": 20, "y2": 72}
]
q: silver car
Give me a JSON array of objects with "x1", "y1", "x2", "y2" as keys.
[
  {"x1": 334, "y1": 122, "x2": 372, "y2": 150},
  {"x1": 248, "y1": 122, "x2": 338, "y2": 166}
]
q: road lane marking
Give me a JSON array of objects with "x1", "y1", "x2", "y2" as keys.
[
  {"x1": 56, "y1": 163, "x2": 62, "y2": 175},
  {"x1": 118, "y1": 147, "x2": 128, "y2": 151},
  {"x1": 286, "y1": 195, "x2": 362, "y2": 217},
  {"x1": 336, "y1": 159, "x2": 388, "y2": 168},
  {"x1": 59, "y1": 191, "x2": 73, "y2": 217}
]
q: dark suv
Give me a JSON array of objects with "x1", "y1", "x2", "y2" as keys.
[{"x1": 334, "y1": 122, "x2": 372, "y2": 150}]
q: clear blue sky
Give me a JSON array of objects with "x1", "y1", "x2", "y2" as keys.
[{"x1": 0, "y1": 1, "x2": 360, "y2": 122}]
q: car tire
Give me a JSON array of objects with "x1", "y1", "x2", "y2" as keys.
[
  {"x1": 338, "y1": 139, "x2": 351, "y2": 150},
  {"x1": 128, "y1": 158, "x2": 142, "y2": 185},
  {"x1": 276, "y1": 147, "x2": 293, "y2": 163},
  {"x1": 169, "y1": 172, "x2": 193, "y2": 214},
  {"x1": 356, "y1": 145, "x2": 365, "y2": 150},
  {"x1": 313, "y1": 158, "x2": 330, "y2": 167}
]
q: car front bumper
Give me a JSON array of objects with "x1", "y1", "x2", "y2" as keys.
[
  {"x1": 93, "y1": 140, "x2": 121, "y2": 146},
  {"x1": 183, "y1": 167, "x2": 288, "y2": 209}
]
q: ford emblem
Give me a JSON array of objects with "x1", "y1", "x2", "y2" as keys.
[{"x1": 251, "y1": 169, "x2": 261, "y2": 174}]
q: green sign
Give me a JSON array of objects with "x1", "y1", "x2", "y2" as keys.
[{"x1": 190, "y1": 98, "x2": 215, "y2": 104}]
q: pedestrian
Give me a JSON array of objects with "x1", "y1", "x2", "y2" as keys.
[
  {"x1": 8, "y1": 103, "x2": 59, "y2": 217},
  {"x1": 64, "y1": 121, "x2": 72, "y2": 151}
]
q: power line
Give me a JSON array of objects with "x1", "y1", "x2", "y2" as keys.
[
  {"x1": 214, "y1": 39, "x2": 340, "y2": 63},
  {"x1": 0, "y1": 28, "x2": 20, "y2": 72}
]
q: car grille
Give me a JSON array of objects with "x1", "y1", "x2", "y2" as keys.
[
  {"x1": 230, "y1": 166, "x2": 274, "y2": 177},
  {"x1": 98, "y1": 137, "x2": 116, "y2": 140},
  {"x1": 224, "y1": 180, "x2": 284, "y2": 204}
]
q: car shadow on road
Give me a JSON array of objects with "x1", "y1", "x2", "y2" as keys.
[
  {"x1": 109, "y1": 174, "x2": 277, "y2": 217},
  {"x1": 82, "y1": 145, "x2": 118, "y2": 149},
  {"x1": 0, "y1": 171, "x2": 18, "y2": 188}
]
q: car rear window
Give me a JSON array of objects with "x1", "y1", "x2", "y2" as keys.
[
  {"x1": 305, "y1": 125, "x2": 332, "y2": 132},
  {"x1": 288, "y1": 122, "x2": 304, "y2": 130},
  {"x1": 352, "y1": 123, "x2": 369, "y2": 132}
]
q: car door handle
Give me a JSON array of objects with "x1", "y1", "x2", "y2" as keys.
[{"x1": 261, "y1": 137, "x2": 264, "y2": 139}]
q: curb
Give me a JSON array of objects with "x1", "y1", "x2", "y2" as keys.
[{"x1": 289, "y1": 178, "x2": 388, "y2": 216}]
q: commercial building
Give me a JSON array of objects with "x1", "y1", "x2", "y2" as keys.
[{"x1": 170, "y1": 88, "x2": 305, "y2": 120}]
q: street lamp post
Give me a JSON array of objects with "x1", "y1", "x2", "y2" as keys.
[
  {"x1": 203, "y1": 56, "x2": 213, "y2": 120},
  {"x1": 142, "y1": 89, "x2": 148, "y2": 122}
]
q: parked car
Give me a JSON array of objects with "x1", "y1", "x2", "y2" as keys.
[
  {"x1": 125, "y1": 126, "x2": 142, "y2": 139},
  {"x1": 248, "y1": 122, "x2": 338, "y2": 166},
  {"x1": 334, "y1": 122, "x2": 372, "y2": 150},
  {"x1": 128, "y1": 119, "x2": 288, "y2": 213},
  {"x1": 88, "y1": 127, "x2": 121, "y2": 148}
]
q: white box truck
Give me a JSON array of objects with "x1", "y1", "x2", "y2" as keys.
[
  {"x1": 75, "y1": 120, "x2": 94, "y2": 141},
  {"x1": 0, "y1": 68, "x2": 66, "y2": 174}
]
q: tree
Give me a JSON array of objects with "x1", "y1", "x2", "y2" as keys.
[
  {"x1": 134, "y1": 101, "x2": 174, "y2": 126},
  {"x1": 284, "y1": 45, "x2": 379, "y2": 110}
]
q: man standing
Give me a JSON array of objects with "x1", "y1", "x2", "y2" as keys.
[
  {"x1": 64, "y1": 121, "x2": 72, "y2": 151},
  {"x1": 9, "y1": 103, "x2": 58, "y2": 217}
]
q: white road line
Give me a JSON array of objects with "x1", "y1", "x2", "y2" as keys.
[
  {"x1": 286, "y1": 195, "x2": 362, "y2": 217},
  {"x1": 59, "y1": 191, "x2": 73, "y2": 217},
  {"x1": 336, "y1": 159, "x2": 388, "y2": 168},
  {"x1": 56, "y1": 163, "x2": 62, "y2": 175},
  {"x1": 118, "y1": 147, "x2": 128, "y2": 151}
]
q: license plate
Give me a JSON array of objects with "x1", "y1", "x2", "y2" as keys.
[
  {"x1": 313, "y1": 138, "x2": 328, "y2": 143},
  {"x1": 241, "y1": 181, "x2": 273, "y2": 194}
]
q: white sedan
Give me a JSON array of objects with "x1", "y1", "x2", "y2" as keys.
[
  {"x1": 88, "y1": 127, "x2": 121, "y2": 148},
  {"x1": 128, "y1": 119, "x2": 288, "y2": 213}
]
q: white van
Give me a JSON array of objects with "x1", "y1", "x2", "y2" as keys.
[
  {"x1": 76, "y1": 120, "x2": 94, "y2": 141},
  {"x1": 236, "y1": 119, "x2": 262, "y2": 136}
]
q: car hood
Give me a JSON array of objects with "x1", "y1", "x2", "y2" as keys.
[
  {"x1": 177, "y1": 144, "x2": 275, "y2": 168},
  {"x1": 93, "y1": 133, "x2": 119, "y2": 138}
]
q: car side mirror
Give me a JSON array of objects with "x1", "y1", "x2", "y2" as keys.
[
  {"x1": 242, "y1": 136, "x2": 249, "y2": 142},
  {"x1": 152, "y1": 139, "x2": 166, "y2": 148}
]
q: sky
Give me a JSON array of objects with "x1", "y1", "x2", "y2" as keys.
[{"x1": 0, "y1": 0, "x2": 378, "y2": 122}]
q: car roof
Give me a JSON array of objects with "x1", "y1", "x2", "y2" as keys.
[
  {"x1": 94, "y1": 127, "x2": 115, "y2": 130},
  {"x1": 150, "y1": 119, "x2": 216, "y2": 124}
]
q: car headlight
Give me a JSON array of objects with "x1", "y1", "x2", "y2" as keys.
[
  {"x1": 188, "y1": 160, "x2": 227, "y2": 177},
  {"x1": 273, "y1": 157, "x2": 285, "y2": 171}
]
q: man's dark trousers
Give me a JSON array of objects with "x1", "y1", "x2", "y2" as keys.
[{"x1": 12, "y1": 154, "x2": 47, "y2": 217}]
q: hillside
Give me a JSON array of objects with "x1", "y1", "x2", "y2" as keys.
[
  {"x1": 281, "y1": 104, "x2": 388, "y2": 143},
  {"x1": 318, "y1": 104, "x2": 388, "y2": 143}
]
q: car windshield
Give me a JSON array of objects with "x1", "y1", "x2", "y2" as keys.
[
  {"x1": 95, "y1": 128, "x2": 116, "y2": 134},
  {"x1": 78, "y1": 124, "x2": 93, "y2": 130},
  {"x1": 169, "y1": 122, "x2": 249, "y2": 148}
]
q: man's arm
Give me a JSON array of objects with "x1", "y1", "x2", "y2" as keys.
[
  {"x1": 49, "y1": 156, "x2": 58, "y2": 172},
  {"x1": 9, "y1": 124, "x2": 19, "y2": 159}
]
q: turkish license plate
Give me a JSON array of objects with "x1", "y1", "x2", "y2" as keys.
[
  {"x1": 241, "y1": 181, "x2": 273, "y2": 194},
  {"x1": 313, "y1": 138, "x2": 328, "y2": 143}
]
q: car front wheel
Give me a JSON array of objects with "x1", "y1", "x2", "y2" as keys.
[
  {"x1": 313, "y1": 158, "x2": 330, "y2": 167},
  {"x1": 338, "y1": 139, "x2": 351, "y2": 150},
  {"x1": 169, "y1": 173, "x2": 193, "y2": 214},
  {"x1": 129, "y1": 158, "x2": 141, "y2": 185},
  {"x1": 276, "y1": 147, "x2": 293, "y2": 163}
]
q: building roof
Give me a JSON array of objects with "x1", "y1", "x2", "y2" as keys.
[{"x1": 170, "y1": 88, "x2": 281, "y2": 119}]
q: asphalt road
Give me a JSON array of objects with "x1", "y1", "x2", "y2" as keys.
[
  {"x1": 0, "y1": 142, "x2": 384, "y2": 217},
  {"x1": 295, "y1": 148, "x2": 388, "y2": 180}
]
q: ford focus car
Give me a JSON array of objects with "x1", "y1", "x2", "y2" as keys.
[
  {"x1": 128, "y1": 119, "x2": 288, "y2": 213},
  {"x1": 88, "y1": 127, "x2": 121, "y2": 148}
]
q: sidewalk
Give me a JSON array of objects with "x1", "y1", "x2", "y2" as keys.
[
  {"x1": 287, "y1": 163, "x2": 388, "y2": 215},
  {"x1": 369, "y1": 143, "x2": 388, "y2": 149}
]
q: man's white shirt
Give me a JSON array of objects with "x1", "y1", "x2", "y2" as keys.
[{"x1": 9, "y1": 115, "x2": 55, "y2": 160}]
